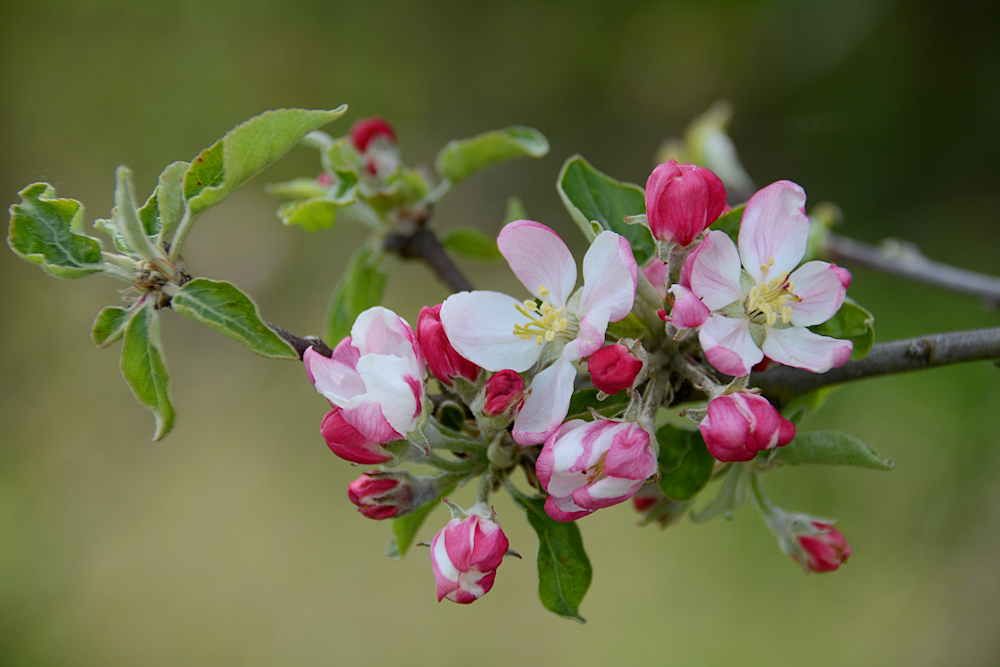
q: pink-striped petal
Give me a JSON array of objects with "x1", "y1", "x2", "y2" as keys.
[
  {"x1": 304, "y1": 347, "x2": 366, "y2": 406},
  {"x1": 738, "y1": 181, "x2": 809, "y2": 284},
  {"x1": 497, "y1": 220, "x2": 577, "y2": 307},
  {"x1": 544, "y1": 494, "x2": 593, "y2": 523},
  {"x1": 574, "y1": 477, "x2": 646, "y2": 510},
  {"x1": 642, "y1": 258, "x2": 669, "y2": 299},
  {"x1": 699, "y1": 313, "x2": 762, "y2": 376},
  {"x1": 564, "y1": 308, "x2": 610, "y2": 361},
  {"x1": 352, "y1": 307, "x2": 421, "y2": 366},
  {"x1": 577, "y1": 231, "x2": 638, "y2": 322},
  {"x1": 689, "y1": 230, "x2": 744, "y2": 310},
  {"x1": 354, "y1": 354, "x2": 423, "y2": 437},
  {"x1": 788, "y1": 261, "x2": 851, "y2": 327},
  {"x1": 512, "y1": 356, "x2": 577, "y2": 446},
  {"x1": 535, "y1": 420, "x2": 589, "y2": 493},
  {"x1": 320, "y1": 407, "x2": 394, "y2": 464},
  {"x1": 440, "y1": 290, "x2": 543, "y2": 373},
  {"x1": 667, "y1": 284, "x2": 710, "y2": 329},
  {"x1": 762, "y1": 325, "x2": 853, "y2": 373}
]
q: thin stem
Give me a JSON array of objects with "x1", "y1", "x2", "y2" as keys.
[
  {"x1": 639, "y1": 371, "x2": 667, "y2": 432},
  {"x1": 824, "y1": 232, "x2": 1000, "y2": 310},
  {"x1": 426, "y1": 454, "x2": 483, "y2": 474},
  {"x1": 382, "y1": 227, "x2": 474, "y2": 293},
  {"x1": 672, "y1": 354, "x2": 723, "y2": 396},
  {"x1": 752, "y1": 327, "x2": 1000, "y2": 408}
]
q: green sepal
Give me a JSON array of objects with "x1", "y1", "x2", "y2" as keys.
[
  {"x1": 170, "y1": 278, "x2": 298, "y2": 359},
  {"x1": 385, "y1": 472, "x2": 469, "y2": 560},
  {"x1": 655, "y1": 423, "x2": 715, "y2": 502},
  {"x1": 765, "y1": 430, "x2": 894, "y2": 470},
  {"x1": 365, "y1": 168, "x2": 430, "y2": 213},
  {"x1": 182, "y1": 106, "x2": 347, "y2": 219},
  {"x1": 708, "y1": 204, "x2": 744, "y2": 244},
  {"x1": 556, "y1": 155, "x2": 653, "y2": 264},
  {"x1": 325, "y1": 245, "x2": 387, "y2": 345},
  {"x1": 120, "y1": 302, "x2": 175, "y2": 441},
  {"x1": 605, "y1": 312, "x2": 646, "y2": 340},
  {"x1": 436, "y1": 126, "x2": 549, "y2": 184},
  {"x1": 690, "y1": 463, "x2": 752, "y2": 523},
  {"x1": 508, "y1": 487, "x2": 591, "y2": 623},
  {"x1": 566, "y1": 388, "x2": 630, "y2": 421},
  {"x1": 92, "y1": 306, "x2": 134, "y2": 348},
  {"x1": 8, "y1": 183, "x2": 104, "y2": 278},
  {"x1": 808, "y1": 297, "x2": 875, "y2": 360},
  {"x1": 440, "y1": 227, "x2": 502, "y2": 262}
]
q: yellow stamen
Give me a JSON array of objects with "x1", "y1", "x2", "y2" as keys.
[
  {"x1": 745, "y1": 261, "x2": 801, "y2": 326},
  {"x1": 586, "y1": 452, "x2": 608, "y2": 484},
  {"x1": 512, "y1": 284, "x2": 578, "y2": 344}
]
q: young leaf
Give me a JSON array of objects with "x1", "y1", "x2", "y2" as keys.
[
  {"x1": 114, "y1": 166, "x2": 161, "y2": 261},
  {"x1": 154, "y1": 161, "x2": 189, "y2": 244},
  {"x1": 325, "y1": 245, "x2": 387, "y2": 345},
  {"x1": 92, "y1": 306, "x2": 134, "y2": 348},
  {"x1": 120, "y1": 303, "x2": 175, "y2": 441},
  {"x1": 767, "y1": 430, "x2": 894, "y2": 470},
  {"x1": 708, "y1": 204, "x2": 744, "y2": 244},
  {"x1": 605, "y1": 312, "x2": 646, "y2": 340},
  {"x1": 656, "y1": 424, "x2": 715, "y2": 502},
  {"x1": 183, "y1": 106, "x2": 348, "y2": 218},
  {"x1": 276, "y1": 199, "x2": 339, "y2": 231},
  {"x1": 265, "y1": 177, "x2": 330, "y2": 200},
  {"x1": 8, "y1": 183, "x2": 104, "y2": 278},
  {"x1": 781, "y1": 385, "x2": 842, "y2": 426},
  {"x1": 509, "y1": 489, "x2": 592, "y2": 623},
  {"x1": 690, "y1": 463, "x2": 752, "y2": 523},
  {"x1": 556, "y1": 155, "x2": 653, "y2": 264},
  {"x1": 385, "y1": 473, "x2": 468, "y2": 560},
  {"x1": 436, "y1": 126, "x2": 549, "y2": 184},
  {"x1": 565, "y1": 388, "x2": 630, "y2": 421},
  {"x1": 170, "y1": 278, "x2": 298, "y2": 359},
  {"x1": 440, "y1": 227, "x2": 502, "y2": 262},
  {"x1": 809, "y1": 297, "x2": 875, "y2": 360}
]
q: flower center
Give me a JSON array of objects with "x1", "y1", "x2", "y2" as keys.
[
  {"x1": 585, "y1": 451, "x2": 608, "y2": 484},
  {"x1": 745, "y1": 262, "x2": 800, "y2": 326},
  {"x1": 512, "y1": 285, "x2": 578, "y2": 345}
]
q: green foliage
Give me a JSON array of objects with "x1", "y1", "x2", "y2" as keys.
[
  {"x1": 656, "y1": 423, "x2": 715, "y2": 502},
  {"x1": 782, "y1": 385, "x2": 842, "y2": 426},
  {"x1": 276, "y1": 199, "x2": 340, "y2": 231},
  {"x1": 809, "y1": 297, "x2": 876, "y2": 360},
  {"x1": 509, "y1": 488, "x2": 592, "y2": 623},
  {"x1": 605, "y1": 312, "x2": 646, "y2": 340},
  {"x1": 153, "y1": 161, "x2": 190, "y2": 244},
  {"x1": 170, "y1": 278, "x2": 298, "y2": 359},
  {"x1": 325, "y1": 245, "x2": 387, "y2": 345},
  {"x1": 503, "y1": 196, "x2": 528, "y2": 224},
  {"x1": 91, "y1": 306, "x2": 133, "y2": 348},
  {"x1": 691, "y1": 463, "x2": 752, "y2": 523},
  {"x1": 114, "y1": 166, "x2": 161, "y2": 261},
  {"x1": 566, "y1": 388, "x2": 630, "y2": 421},
  {"x1": 767, "y1": 430, "x2": 894, "y2": 470},
  {"x1": 385, "y1": 473, "x2": 468, "y2": 560},
  {"x1": 708, "y1": 204, "x2": 744, "y2": 244},
  {"x1": 120, "y1": 303, "x2": 175, "y2": 441},
  {"x1": 557, "y1": 155, "x2": 654, "y2": 264},
  {"x1": 7, "y1": 183, "x2": 104, "y2": 278},
  {"x1": 440, "y1": 227, "x2": 502, "y2": 262},
  {"x1": 435, "y1": 126, "x2": 549, "y2": 184}
]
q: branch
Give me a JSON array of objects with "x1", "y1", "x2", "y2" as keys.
[
  {"x1": 382, "y1": 227, "x2": 474, "y2": 293},
  {"x1": 824, "y1": 233, "x2": 1000, "y2": 310},
  {"x1": 265, "y1": 321, "x2": 332, "y2": 360},
  {"x1": 752, "y1": 327, "x2": 1000, "y2": 408}
]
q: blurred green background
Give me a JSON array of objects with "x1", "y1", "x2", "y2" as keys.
[{"x1": 2, "y1": 1, "x2": 999, "y2": 665}]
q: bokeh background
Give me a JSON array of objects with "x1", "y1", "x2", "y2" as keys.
[{"x1": 2, "y1": 1, "x2": 999, "y2": 665}]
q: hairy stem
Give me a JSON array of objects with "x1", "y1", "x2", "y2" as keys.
[{"x1": 752, "y1": 327, "x2": 1000, "y2": 407}]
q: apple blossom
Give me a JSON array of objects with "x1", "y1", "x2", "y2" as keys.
[
  {"x1": 417, "y1": 303, "x2": 480, "y2": 387},
  {"x1": 348, "y1": 470, "x2": 441, "y2": 520},
  {"x1": 349, "y1": 117, "x2": 399, "y2": 178},
  {"x1": 536, "y1": 419, "x2": 658, "y2": 522},
  {"x1": 431, "y1": 507, "x2": 510, "y2": 604},
  {"x1": 796, "y1": 521, "x2": 851, "y2": 573},
  {"x1": 440, "y1": 221, "x2": 638, "y2": 445},
  {"x1": 587, "y1": 343, "x2": 644, "y2": 395},
  {"x1": 645, "y1": 159, "x2": 727, "y2": 247},
  {"x1": 480, "y1": 370, "x2": 525, "y2": 418},
  {"x1": 689, "y1": 180, "x2": 854, "y2": 376},
  {"x1": 699, "y1": 391, "x2": 795, "y2": 462}
]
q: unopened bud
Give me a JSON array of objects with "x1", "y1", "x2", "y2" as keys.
[
  {"x1": 645, "y1": 159, "x2": 727, "y2": 247},
  {"x1": 700, "y1": 392, "x2": 794, "y2": 462},
  {"x1": 796, "y1": 521, "x2": 851, "y2": 573},
  {"x1": 349, "y1": 117, "x2": 396, "y2": 152},
  {"x1": 481, "y1": 370, "x2": 525, "y2": 418},
  {"x1": 417, "y1": 304, "x2": 480, "y2": 387},
  {"x1": 587, "y1": 343, "x2": 645, "y2": 395},
  {"x1": 347, "y1": 470, "x2": 438, "y2": 520}
]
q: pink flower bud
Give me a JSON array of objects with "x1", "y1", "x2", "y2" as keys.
[
  {"x1": 431, "y1": 510, "x2": 509, "y2": 604},
  {"x1": 320, "y1": 407, "x2": 396, "y2": 464},
  {"x1": 417, "y1": 304, "x2": 480, "y2": 387},
  {"x1": 699, "y1": 392, "x2": 795, "y2": 462},
  {"x1": 347, "y1": 473, "x2": 406, "y2": 520},
  {"x1": 482, "y1": 370, "x2": 524, "y2": 418},
  {"x1": 587, "y1": 344, "x2": 643, "y2": 395},
  {"x1": 645, "y1": 159, "x2": 727, "y2": 246},
  {"x1": 349, "y1": 117, "x2": 397, "y2": 152},
  {"x1": 796, "y1": 522, "x2": 851, "y2": 573}
]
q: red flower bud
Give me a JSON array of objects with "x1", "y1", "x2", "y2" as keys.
[
  {"x1": 349, "y1": 117, "x2": 396, "y2": 152},
  {"x1": 797, "y1": 522, "x2": 851, "y2": 573},
  {"x1": 347, "y1": 471, "x2": 435, "y2": 520},
  {"x1": 482, "y1": 370, "x2": 525, "y2": 418},
  {"x1": 417, "y1": 304, "x2": 480, "y2": 386},
  {"x1": 587, "y1": 343, "x2": 643, "y2": 395},
  {"x1": 645, "y1": 159, "x2": 727, "y2": 246},
  {"x1": 700, "y1": 392, "x2": 795, "y2": 462}
]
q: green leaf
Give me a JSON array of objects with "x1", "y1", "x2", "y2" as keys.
[
  {"x1": 91, "y1": 306, "x2": 134, "y2": 347},
  {"x1": 440, "y1": 227, "x2": 502, "y2": 262},
  {"x1": 656, "y1": 424, "x2": 715, "y2": 502},
  {"x1": 154, "y1": 161, "x2": 189, "y2": 244},
  {"x1": 114, "y1": 166, "x2": 160, "y2": 261},
  {"x1": 120, "y1": 303, "x2": 174, "y2": 441},
  {"x1": 808, "y1": 297, "x2": 875, "y2": 360},
  {"x1": 767, "y1": 430, "x2": 894, "y2": 470},
  {"x1": 183, "y1": 106, "x2": 347, "y2": 218},
  {"x1": 436, "y1": 126, "x2": 549, "y2": 184},
  {"x1": 170, "y1": 278, "x2": 298, "y2": 359},
  {"x1": 690, "y1": 463, "x2": 752, "y2": 523},
  {"x1": 265, "y1": 177, "x2": 330, "y2": 200},
  {"x1": 509, "y1": 489, "x2": 591, "y2": 623},
  {"x1": 556, "y1": 155, "x2": 653, "y2": 264},
  {"x1": 8, "y1": 183, "x2": 104, "y2": 278},
  {"x1": 385, "y1": 473, "x2": 468, "y2": 560},
  {"x1": 781, "y1": 385, "x2": 841, "y2": 426},
  {"x1": 565, "y1": 388, "x2": 630, "y2": 421},
  {"x1": 276, "y1": 198, "x2": 340, "y2": 231},
  {"x1": 325, "y1": 245, "x2": 387, "y2": 345},
  {"x1": 605, "y1": 312, "x2": 646, "y2": 340},
  {"x1": 708, "y1": 204, "x2": 744, "y2": 244}
]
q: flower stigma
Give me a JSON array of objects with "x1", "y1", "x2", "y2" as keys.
[{"x1": 745, "y1": 259, "x2": 801, "y2": 326}]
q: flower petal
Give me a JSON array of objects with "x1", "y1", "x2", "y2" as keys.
[
  {"x1": 353, "y1": 354, "x2": 423, "y2": 437},
  {"x1": 788, "y1": 261, "x2": 851, "y2": 327},
  {"x1": 762, "y1": 325, "x2": 853, "y2": 373},
  {"x1": 304, "y1": 346, "x2": 366, "y2": 407},
  {"x1": 544, "y1": 494, "x2": 593, "y2": 523},
  {"x1": 689, "y1": 230, "x2": 744, "y2": 310},
  {"x1": 738, "y1": 181, "x2": 809, "y2": 283},
  {"x1": 667, "y1": 284, "x2": 710, "y2": 329},
  {"x1": 577, "y1": 231, "x2": 638, "y2": 322},
  {"x1": 497, "y1": 220, "x2": 577, "y2": 306},
  {"x1": 573, "y1": 477, "x2": 645, "y2": 510},
  {"x1": 642, "y1": 258, "x2": 669, "y2": 299},
  {"x1": 564, "y1": 307, "x2": 610, "y2": 361},
  {"x1": 512, "y1": 356, "x2": 577, "y2": 446},
  {"x1": 699, "y1": 313, "x2": 762, "y2": 376},
  {"x1": 352, "y1": 306, "x2": 422, "y2": 367},
  {"x1": 320, "y1": 407, "x2": 394, "y2": 464},
  {"x1": 535, "y1": 420, "x2": 588, "y2": 493},
  {"x1": 440, "y1": 290, "x2": 543, "y2": 372}
]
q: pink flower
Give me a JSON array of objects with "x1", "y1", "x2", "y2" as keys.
[
  {"x1": 349, "y1": 117, "x2": 396, "y2": 152},
  {"x1": 304, "y1": 307, "x2": 425, "y2": 464},
  {"x1": 587, "y1": 343, "x2": 643, "y2": 395},
  {"x1": 347, "y1": 473, "x2": 406, "y2": 520},
  {"x1": 417, "y1": 304, "x2": 480, "y2": 387},
  {"x1": 536, "y1": 419, "x2": 658, "y2": 522},
  {"x1": 481, "y1": 370, "x2": 525, "y2": 418},
  {"x1": 796, "y1": 522, "x2": 851, "y2": 573},
  {"x1": 431, "y1": 509, "x2": 509, "y2": 604},
  {"x1": 699, "y1": 392, "x2": 795, "y2": 462},
  {"x1": 689, "y1": 181, "x2": 854, "y2": 376},
  {"x1": 440, "y1": 221, "x2": 638, "y2": 445},
  {"x1": 645, "y1": 160, "x2": 727, "y2": 247}
]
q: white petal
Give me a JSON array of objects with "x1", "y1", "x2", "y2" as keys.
[
  {"x1": 440, "y1": 291, "x2": 543, "y2": 372},
  {"x1": 699, "y1": 314, "x2": 761, "y2": 376},
  {"x1": 762, "y1": 326, "x2": 853, "y2": 373},
  {"x1": 563, "y1": 308, "x2": 610, "y2": 361},
  {"x1": 497, "y1": 220, "x2": 577, "y2": 306},
  {"x1": 689, "y1": 230, "x2": 744, "y2": 310},
  {"x1": 355, "y1": 354, "x2": 423, "y2": 436},
  {"x1": 738, "y1": 181, "x2": 809, "y2": 283},
  {"x1": 577, "y1": 231, "x2": 638, "y2": 322},
  {"x1": 512, "y1": 356, "x2": 577, "y2": 445},
  {"x1": 788, "y1": 261, "x2": 849, "y2": 327},
  {"x1": 352, "y1": 307, "x2": 418, "y2": 363},
  {"x1": 304, "y1": 347, "x2": 366, "y2": 407}
]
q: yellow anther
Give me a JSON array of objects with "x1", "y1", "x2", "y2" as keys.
[
  {"x1": 538, "y1": 285, "x2": 550, "y2": 297},
  {"x1": 746, "y1": 269, "x2": 798, "y2": 326},
  {"x1": 522, "y1": 299, "x2": 538, "y2": 312}
]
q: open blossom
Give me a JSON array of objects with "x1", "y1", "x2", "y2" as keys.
[
  {"x1": 646, "y1": 160, "x2": 727, "y2": 247},
  {"x1": 536, "y1": 419, "x2": 658, "y2": 522},
  {"x1": 431, "y1": 509, "x2": 509, "y2": 604},
  {"x1": 689, "y1": 180, "x2": 853, "y2": 376},
  {"x1": 796, "y1": 521, "x2": 851, "y2": 573},
  {"x1": 417, "y1": 303, "x2": 480, "y2": 387},
  {"x1": 700, "y1": 391, "x2": 795, "y2": 462},
  {"x1": 440, "y1": 221, "x2": 638, "y2": 445},
  {"x1": 304, "y1": 307, "x2": 425, "y2": 464}
]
